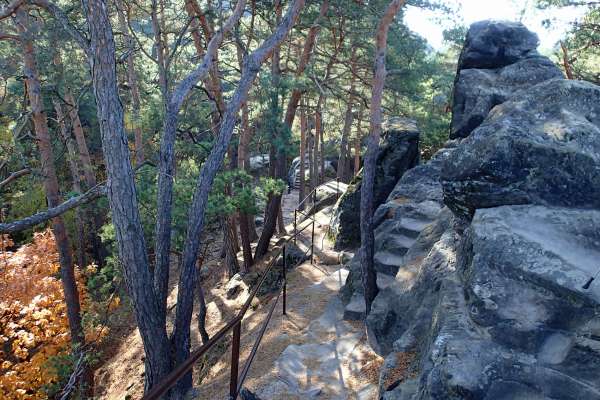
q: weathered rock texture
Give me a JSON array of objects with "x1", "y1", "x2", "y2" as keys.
[
  {"x1": 339, "y1": 20, "x2": 600, "y2": 400},
  {"x1": 443, "y1": 78, "x2": 600, "y2": 217},
  {"x1": 451, "y1": 20, "x2": 563, "y2": 139},
  {"x1": 329, "y1": 118, "x2": 420, "y2": 250}
]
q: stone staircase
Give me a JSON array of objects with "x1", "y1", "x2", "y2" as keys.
[{"x1": 340, "y1": 145, "x2": 456, "y2": 322}]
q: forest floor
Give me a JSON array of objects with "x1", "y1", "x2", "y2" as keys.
[{"x1": 94, "y1": 188, "x2": 379, "y2": 400}]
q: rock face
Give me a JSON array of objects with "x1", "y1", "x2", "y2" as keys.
[
  {"x1": 329, "y1": 118, "x2": 420, "y2": 250},
  {"x1": 451, "y1": 20, "x2": 563, "y2": 139},
  {"x1": 443, "y1": 79, "x2": 600, "y2": 217},
  {"x1": 340, "y1": 20, "x2": 600, "y2": 400}
]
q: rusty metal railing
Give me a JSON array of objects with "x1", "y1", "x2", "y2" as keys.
[{"x1": 141, "y1": 219, "x2": 315, "y2": 400}]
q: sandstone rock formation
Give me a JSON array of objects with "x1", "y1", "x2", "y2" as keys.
[
  {"x1": 451, "y1": 20, "x2": 563, "y2": 139},
  {"x1": 336, "y1": 20, "x2": 600, "y2": 399},
  {"x1": 329, "y1": 118, "x2": 420, "y2": 250}
]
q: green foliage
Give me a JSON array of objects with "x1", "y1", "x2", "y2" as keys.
[
  {"x1": 537, "y1": 1, "x2": 600, "y2": 83},
  {"x1": 207, "y1": 169, "x2": 285, "y2": 219}
]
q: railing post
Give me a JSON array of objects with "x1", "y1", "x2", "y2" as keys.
[
  {"x1": 293, "y1": 210, "x2": 297, "y2": 245},
  {"x1": 310, "y1": 218, "x2": 315, "y2": 265},
  {"x1": 282, "y1": 245, "x2": 287, "y2": 315},
  {"x1": 229, "y1": 320, "x2": 241, "y2": 400}
]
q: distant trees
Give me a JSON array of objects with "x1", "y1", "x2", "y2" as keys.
[{"x1": 538, "y1": 0, "x2": 600, "y2": 83}]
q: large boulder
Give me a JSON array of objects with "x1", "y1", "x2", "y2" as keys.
[
  {"x1": 451, "y1": 21, "x2": 563, "y2": 139},
  {"x1": 329, "y1": 118, "x2": 420, "y2": 250},
  {"x1": 457, "y1": 20, "x2": 541, "y2": 70},
  {"x1": 443, "y1": 79, "x2": 600, "y2": 218}
]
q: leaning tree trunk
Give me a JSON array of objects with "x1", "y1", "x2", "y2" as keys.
[
  {"x1": 15, "y1": 5, "x2": 88, "y2": 391},
  {"x1": 153, "y1": 0, "x2": 247, "y2": 326},
  {"x1": 360, "y1": 0, "x2": 406, "y2": 315},
  {"x1": 170, "y1": 1, "x2": 305, "y2": 396},
  {"x1": 81, "y1": 0, "x2": 173, "y2": 392}
]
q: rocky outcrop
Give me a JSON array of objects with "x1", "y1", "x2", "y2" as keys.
[
  {"x1": 451, "y1": 20, "x2": 563, "y2": 139},
  {"x1": 340, "y1": 146, "x2": 455, "y2": 321},
  {"x1": 329, "y1": 118, "x2": 420, "y2": 250},
  {"x1": 341, "y1": 20, "x2": 600, "y2": 400},
  {"x1": 443, "y1": 78, "x2": 600, "y2": 217}
]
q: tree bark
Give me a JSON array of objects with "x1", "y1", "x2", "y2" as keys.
[
  {"x1": 561, "y1": 41, "x2": 574, "y2": 80},
  {"x1": 337, "y1": 48, "x2": 358, "y2": 183},
  {"x1": 360, "y1": 0, "x2": 405, "y2": 315},
  {"x1": 0, "y1": 168, "x2": 30, "y2": 190},
  {"x1": 154, "y1": 0, "x2": 247, "y2": 323},
  {"x1": 354, "y1": 113, "x2": 362, "y2": 176},
  {"x1": 15, "y1": 5, "x2": 88, "y2": 391},
  {"x1": 298, "y1": 102, "x2": 307, "y2": 207},
  {"x1": 0, "y1": 184, "x2": 106, "y2": 234},
  {"x1": 64, "y1": 90, "x2": 96, "y2": 189},
  {"x1": 170, "y1": 1, "x2": 305, "y2": 396},
  {"x1": 151, "y1": 0, "x2": 168, "y2": 98},
  {"x1": 80, "y1": 0, "x2": 173, "y2": 392},
  {"x1": 54, "y1": 99, "x2": 87, "y2": 269}
]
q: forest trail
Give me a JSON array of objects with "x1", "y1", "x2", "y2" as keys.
[
  {"x1": 94, "y1": 187, "x2": 379, "y2": 399},
  {"x1": 195, "y1": 198, "x2": 380, "y2": 400}
]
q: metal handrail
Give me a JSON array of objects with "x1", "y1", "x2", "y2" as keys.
[
  {"x1": 297, "y1": 178, "x2": 340, "y2": 210},
  {"x1": 141, "y1": 218, "x2": 316, "y2": 400},
  {"x1": 294, "y1": 178, "x2": 341, "y2": 251}
]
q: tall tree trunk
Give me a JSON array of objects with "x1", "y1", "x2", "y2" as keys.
[
  {"x1": 354, "y1": 114, "x2": 362, "y2": 176},
  {"x1": 298, "y1": 102, "x2": 307, "y2": 208},
  {"x1": 15, "y1": 5, "x2": 88, "y2": 391},
  {"x1": 256, "y1": 0, "x2": 328, "y2": 258},
  {"x1": 337, "y1": 48, "x2": 358, "y2": 183},
  {"x1": 170, "y1": 1, "x2": 305, "y2": 396},
  {"x1": 116, "y1": 0, "x2": 144, "y2": 165},
  {"x1": 64, "y1": 89, "x2": 106, "y2": 264},
  {"x1": 316, "y1": 108, "x2": 324, "y2": 183},
  {"x1": 64, "y1": 90, "x2": 96, "y2": 189},
  {"x1": 222, "y1": 217, "x2": 240, "y2": 278},
  {"x1": 151, "y1": 0, "x2": 168, "y2": 98},
  {"x1": 361, "y1": 0, "x2": 405, "y2": 315},
  {"x1": 54, "y1": 99, "x2": 87, "y2": 269},
  {"x1": 153, "y1": 0, "x2": 247, "y2": 327},
  {"x1": 81, "y1": 0, "x2": 173, "y2": 391}
]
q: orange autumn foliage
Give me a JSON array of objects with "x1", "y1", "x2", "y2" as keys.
[{"x1": 0, "y1": 230, "x2": 88, "y2": 399}]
